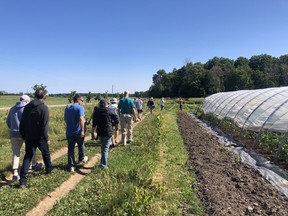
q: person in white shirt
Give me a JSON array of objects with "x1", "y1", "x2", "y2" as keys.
[
  {"x1": 108, "y1": 98, "x2": 119, "y2": 146},
  {"x1": 134, "y1": 97, "x2": 144, "y2": 120},
  {"x1": 160, "y1": 97, "x2": 165, "y2": 111}
]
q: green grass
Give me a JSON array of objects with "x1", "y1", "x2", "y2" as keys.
[
  {"x1": 0, "y1": 99, "x2": 203, "y2": 215},
  {"x1": 0, "y1": 138, "x2": 101, "y2": 215},
  {"x1": 0, "y1": 95, "x2": 71, "y2": 107},
  {"x1": 48, "y1": 108, "x2": 203, "y2": 215},
  {"x1": 151, "y1": 110, "x2": 204, "y2": 215}
]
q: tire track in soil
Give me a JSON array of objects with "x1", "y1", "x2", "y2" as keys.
[
  {"x1": 178, "y1": 112, "x2": 288, "y2": 216},
  {"x1": 27, "y1": 114, "x2": 146, "y2": 216}
]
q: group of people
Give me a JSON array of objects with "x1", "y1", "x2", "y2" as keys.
[
  {"x1": 6, "y1": 88, "x2": 174, "y2": 187},
  {"x1": 5, "y1": 89, "x2": 141, "y2": 187}
]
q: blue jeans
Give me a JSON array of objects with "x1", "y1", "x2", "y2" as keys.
[
  {"x1": 99, "y1": 136, "x2": 112, "y2": 169},
  {"x1": 20, "y1": 139, "x2": 53, "y2": 185},
  {"x1": 67, "y1": 135, "x2": 85, "y2": 168}
]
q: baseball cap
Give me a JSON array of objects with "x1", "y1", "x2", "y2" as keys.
[
  {"x1": 99, "y1": 99, "x2": 107, "y2": 107},
  {"x1": 20, "y1": 95, "x2": 30, "y2": 102}
]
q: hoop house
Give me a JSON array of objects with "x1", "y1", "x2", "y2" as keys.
[{"x1": 203, "y1": 86, "x2": 288, "y2": 133}]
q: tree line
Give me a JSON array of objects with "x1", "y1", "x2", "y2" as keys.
[{"x1": 148, "y1": 54, "x2": 288, "y2": 98}]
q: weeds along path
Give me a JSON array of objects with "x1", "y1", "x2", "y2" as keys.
[
  {"x1": 151, "y1": 111, "x2": 203, "y2": 215},
  {"x1": 27, "y1": 115, "x2": 146, "y2": 216}
]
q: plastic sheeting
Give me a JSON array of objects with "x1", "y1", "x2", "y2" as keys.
[
  {"x1": 203, "y1": 86, "x2": 288, "y2": 133},
  {"x1": 189, "y1": 113, "x2": 288, "y2": 198}
]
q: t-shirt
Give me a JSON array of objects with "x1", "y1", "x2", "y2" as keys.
[
  {"x1": 118, "y1": 97, "x2": 135, "y2": 114},
  {"x1": 135, "y1": 99, "x2": 143, "y2": 110},
  {"x1": 108, "y1": 103, "x2": 118, "y2": 115},
  {"x1": 64, "y1": 104, "x2": 85, "y2": 136}
]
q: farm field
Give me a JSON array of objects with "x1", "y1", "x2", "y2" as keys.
[
  {"x1": 1, "y1": 98, "x2": 288, "y2": 215},
  {"x1": 0, "y1": 99, "x2": 203, "y2": 215},
  {"x1": 0, "y1": 95, "x2": 71, "y2": 108}
]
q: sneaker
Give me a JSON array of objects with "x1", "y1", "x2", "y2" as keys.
[
  {"x1": 32, "y1": 163, "x2": 43, "y2": 171},
  {"x1": 127, "y1": 140, "x2": 133, "y2": 144},
  {"x1": 12, "y1": 175, "x2": 20, "y2": 181},
  {"x1": 70, "y1": 167, "x2": 75, "y2": 172},
  {"x1": 109, "y1": 144, "x2": 115, "y2": 149},
  {"x1": 80, "y1": 156, "x2": 88, "y2": 163},
  {"x1": 45, "y1": 168, "x2": 55, "y2": 175}
]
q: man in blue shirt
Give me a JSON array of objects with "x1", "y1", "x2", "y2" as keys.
[
  {"x1": 64, "y1": 94, "x2": 88, "y2": 172},
  {"x1": 118, "y1": 90, "x2": 137, "y2": 145}
]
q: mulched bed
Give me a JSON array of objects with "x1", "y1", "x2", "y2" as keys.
[{"x1": 178, "y1": 112, "x2": 288, "y2": 215}]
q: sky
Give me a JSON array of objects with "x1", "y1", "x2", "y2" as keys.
[{"x1": 0, "y1": 0, "x2": 288, "y2": 94}]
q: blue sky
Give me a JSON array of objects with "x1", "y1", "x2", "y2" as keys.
[{"x1": 1, "y1": 0, "x2": 288, "y2": 94}]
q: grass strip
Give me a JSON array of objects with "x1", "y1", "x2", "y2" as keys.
[{"x1": 150, "y1": 110, "x2": 204, "y2": 215}]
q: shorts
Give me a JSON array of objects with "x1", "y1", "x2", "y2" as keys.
[{"x1": 137, "y1": 109, "x2": 143, "y2": 113}]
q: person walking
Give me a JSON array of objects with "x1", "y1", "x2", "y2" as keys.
[
  {"x1": 6, "y1": 95, "x2": 42, "y2": 181},
  {"x1": 108, "y1": 98, "x2": 119, "y2": 147},
  {"x1": 92, "y1": 99, "x2": 119, "y2": 169},
  {"x1": 19, "y1": 88, "x2": 53, "y2": 188},
  {"x1": 64, "y1": 94, "x2": 88, "y2": 172},
  {"x1": 178, "y1": 97, "x2": 183, "y2": 111},
  {"x1": 160, "y1": 97, "x2": 165, "y2": 111},
  {"x1": 117, "y1": 90, "x2": 137, "y2": 145},
  {"x1": 147, "y1": 97, "x2": 155, "y2": 114},
  {"x1": 134, "y1": 97, "x2": 144, "y2": 120},
  {"x1": 87, "y1": 104, "x2": 98, "y2": 140}
]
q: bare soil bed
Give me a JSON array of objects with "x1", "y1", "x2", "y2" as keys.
[{"x1": 178, "y1": 112, "x2": 288, "y2": 216}]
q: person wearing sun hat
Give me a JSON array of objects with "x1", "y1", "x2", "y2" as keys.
[
  {"x1": 6, "y1": 95, "x2": 42, "y2": 181},
  {"x1": 108, "y1": 98, "x2": 119, "y2": 147},
  {"x1": 92, "y1": 99, "x2": 119, "y2": 169}
]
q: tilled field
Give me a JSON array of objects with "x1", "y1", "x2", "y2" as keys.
[{"x1": 178, "y1": 112, "x2": 288, "y2": 216}]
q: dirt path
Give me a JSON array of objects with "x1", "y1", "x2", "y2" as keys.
[
  {"x1": 27, "y1": 153, "x2": 101, "y2": 216},
  {"x1": 178, "y1": 112, "x2": 288, "y2": 216}
]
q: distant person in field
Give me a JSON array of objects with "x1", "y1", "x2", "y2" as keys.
[
  {"x1": 6, "y1": 95, "x2": 42, "y2": 181},
  {"x1": 64, "y1": 94, "x2": 88, "y2": 172},
  {"x1": 160, "y1": 97, "x2": 165, "y2": 111},
  {"x1": 134, "y1": 97, "x2": 144, "y2": 120},
  {"x1": 178, "y1": 97, "x2": 183, "y2": 111},
  {"x1": 92, "y1": 99, "x2": 119, "y2": 169},
  {"x1": 147, "y1": 97, "x2": 155, "y2": 114},
  {"x1": 108, "y1": 98, "x2": 119, "y2": 147},
  {"x1": 118, "y1": 90, "x2": 137, "y2": 145},
  {"x1": 19, "y1": 88, "x2": 53, "y2": 188}
]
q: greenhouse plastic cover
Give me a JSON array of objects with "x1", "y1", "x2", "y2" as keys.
[
  {"x1": 189, "y1": 113, "x2": 288, "y2": 198},
  {"x1": 203, "y1": 86, "x2": 288, "y2": 132}
]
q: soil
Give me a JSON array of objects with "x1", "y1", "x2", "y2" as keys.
[{"x1": 178, "y1": 112, "x2": 288, "y2": 216}]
